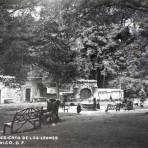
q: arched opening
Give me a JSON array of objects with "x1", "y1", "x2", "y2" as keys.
[{"x1": 80, "y1": 88, "x2": 92, "y2": 100}]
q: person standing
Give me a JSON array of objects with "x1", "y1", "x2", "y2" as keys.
[
  {"x1": 93, "y1": 98, "x2": 97, "y2": 110},
  {"x1": 47, "y1": 99, "x2": 52, "y2": 112},
  {"x1": 77, "y1": 104, "x2": 81, "y2": 114},
  {"x1": 97, "y1": 99, "x2": 100, "y2": 109}
]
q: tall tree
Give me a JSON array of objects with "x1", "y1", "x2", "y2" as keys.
[
  {"x1": 31, "y1": 2, "x2": 79, "y2": 86},
  {"x1": 0, "y1": 0, "x2": 39, "y2": 80}
]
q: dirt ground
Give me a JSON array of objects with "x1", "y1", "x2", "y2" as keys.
[{"x1": 0, "y1": 103, "x2": 148, "y2": 148}]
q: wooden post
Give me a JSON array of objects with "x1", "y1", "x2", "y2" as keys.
[{"x1": 56, "y1": 81, "x2": 60, "y2": 100}]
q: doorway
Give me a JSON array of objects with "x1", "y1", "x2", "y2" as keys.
[
  {"x1": 26, "y1": 88, "x2": 31, "y2": 102},
  {"x1": 80, "y1": 88, "x2": 92, "y2": 100}
]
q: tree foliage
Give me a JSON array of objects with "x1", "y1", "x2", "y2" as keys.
[
  {"x1": 0, "y1": 0, "x2": 78, "y2": 84},
  {"x1": 59, "y1": 0, "x2": 148, "y2": 95},
  {"x1": 0, "y1": 0, "x2": 39, "y2": 80},
  {"x1": 1, "y1": 0, "x2": 148, "y2": 97}
]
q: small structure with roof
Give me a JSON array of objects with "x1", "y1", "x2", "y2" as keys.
[
  {"x1": 22, "y1": 77, "x2": 58, "y2": 102},
  {"x1": 21, "y1": 77, "x2": 47, "y2": 102},
  {"x1": 70, "y1": 79, "x2": 124, "y2": 103},
  {"x1": 72, "y1": 79, "x2": 98, "y2": 101}
]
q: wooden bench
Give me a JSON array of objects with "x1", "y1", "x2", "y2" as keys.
[
  {"x1": 105, "y1": 104, "x2": 120, "y2": 112},
  {"x1": 82, "y1": 104, "x2": 94, "y2": 110},
  {"x1": 3, "y1": 107, "x2": 43, "y2": 135},
  {"x1": 63, "y1": 106, "x2": 69, "y2": 112}
]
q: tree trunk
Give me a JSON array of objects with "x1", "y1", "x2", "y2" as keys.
[{"x1": 56, "y1": 81, "x2": 60, "y2": 100}]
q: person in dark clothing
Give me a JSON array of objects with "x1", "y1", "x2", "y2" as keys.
[
  {"x1": 110, "y1": 96, "x2": 113, "y2": 102},
  {"x1": 93, "y1": 98, "x2": 97, "y2": 110},
  {"x1": 52, "y1": 100, "x2": 61, "y2": 122},
  {"x1": 97, "y1": 100, "x2": 100, "y2": 109},
  {"x1": 77, "y1": 104, "x2": 81, "y2": 114},
  {"x1": 45, "y1": 99, "x2": 53, "y2": 123},
  {"x1": 47, "y1": 99, "x2": 53, "y2": 112}
]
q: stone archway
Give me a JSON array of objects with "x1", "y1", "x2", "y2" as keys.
[{"x1": 80, "y1": 88, "x2": 92, "y2": 100}]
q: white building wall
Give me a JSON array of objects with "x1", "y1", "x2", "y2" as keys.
[
  {"x1": 97, "y1": 89, "x2": 124, "y2": 101},
  {"x1": 0, "y1": 82, "x2": 21, "y2": 103}
]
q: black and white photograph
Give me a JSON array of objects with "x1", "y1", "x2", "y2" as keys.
[{"x1": 0, "y1": 0, "x2": 148, "y2": 147}]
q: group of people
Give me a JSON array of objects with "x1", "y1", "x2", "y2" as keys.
[
  {"x1": 46, "y1": 94, "x2": 146, "y2": 121},
  {"x1": 46, "y1": 99, "x2": 61, "y2": 122},
  {"x1": 45, "y1": 97, "x2": 101, "y2": 121}
]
